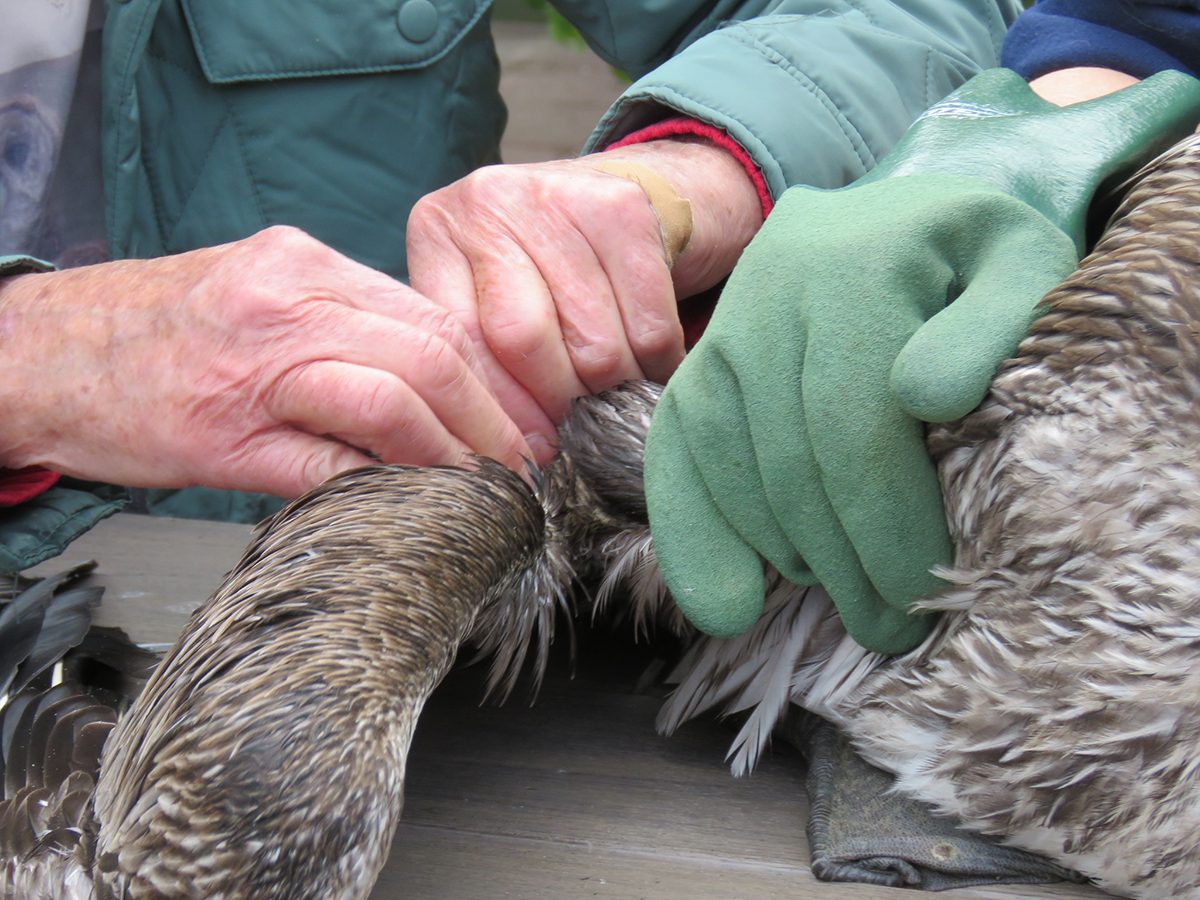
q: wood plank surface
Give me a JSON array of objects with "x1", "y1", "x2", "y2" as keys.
[{"x1": 29, "y1": 513, "x2": 1107, "y2": 899}]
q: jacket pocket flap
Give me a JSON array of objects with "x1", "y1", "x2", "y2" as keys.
[{"x1": 181, "y1": 0, "x2": 490, "y2": 83}]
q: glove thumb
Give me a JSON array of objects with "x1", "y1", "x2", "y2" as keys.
[{"x1": 891, "y1": 214, "x2": 1077, "y2": 423}]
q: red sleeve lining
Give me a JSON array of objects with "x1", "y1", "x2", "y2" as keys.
[{"x1": 0, "y1": 467, "x2": 61, "y2": 507}]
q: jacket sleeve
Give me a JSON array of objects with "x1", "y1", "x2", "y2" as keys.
[
  {"x1": 570, "y1": 0, "x2": 1020, "y2": 198},
  {"x1": 1002, "y1": 1, "x2": 1200, "y2": 81}
]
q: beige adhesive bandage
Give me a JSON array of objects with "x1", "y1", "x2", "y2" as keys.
[{"x1": 590, "y1": 160, "x2": 694, "y2": 268}]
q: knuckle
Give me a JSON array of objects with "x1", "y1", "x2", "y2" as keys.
[
  {"x1": 295, "y1": 450, "x2": 337, "y2": 492},
  {"x1": 566, "y1": 335, "x2": 628, "y2": 386},
  {"x1": 407, "y1": 192, "x2": 445, "y2": 236},
  {"x1": 463, "y1": 165, "x2": 544, "y2": 215},
  {"x1": 423, "y1": 303, "x2": 469, "y2": 342},
  {"x1": 460, "y1": 165, "x2": 507, "y2": 200},
  {"x1": 482, "y1": 304, "x2": 554, "y2": 362},
  {"x1": 595, "y1": 175, "x2": 654, "y2": 218},
  {"x1": 411, "y1": 303, "x2": 473, "y2": 357},
  {"x1": 431, "y1": 168, "x2": 500, "y2": 215},
  {"x1": 392, "y1": 329, "x2": 474, "y2": 412},
  {"x1": 234, "y1": 226, "x2": 338, "y2": 297},
  {"x1": 351, "y1": 377, "x2": 399, "y2": 431},
  {"x1": 263, "y1": 363, "x2": 310, "y2": 416},
  {"x1": 250, "y1": 223, "x2": 317, "y2": 253},
  {"x1": 632, "y1": 317, "x2": 682, "y2": 361},
  {"x1": 412, "y1": 331, "x2": 464, "y2": 388}
]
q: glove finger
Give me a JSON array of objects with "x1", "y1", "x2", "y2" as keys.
[
  {"x1": 666, "y1": 341, "x2": 816, "y2": 584},
  {"x1": 745, "y1": 321, "x2": 940, "y2": 652},
  {"x1": 644, "y1": 388, "x2": 767, "y2": 637},
  {"x1": 802, "y1": 358, "x2": 950, "y2": 632},
  {"x1": 892, "y1": 214, "x2": 1077, "y2": 423}
]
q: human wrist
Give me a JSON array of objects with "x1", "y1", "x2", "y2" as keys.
[
  {"x1": 595, "y1": 137, "x2": 763, "y2": 298},
  {"x1": 0, "y1": 261, "x2": 136, "y2": 476},
  {"x1": 1029, "y1": 67, "x2": 1141, "y2": 107},
  {"x1": 605, "y1": 118, "x2": 773, "y2": 220},
  {"x1": 0, "y1": 270, "x2": 63, "y2": 470},
  {"x1": 0, "y1": 254, "x2": 75, "y2": 473}
]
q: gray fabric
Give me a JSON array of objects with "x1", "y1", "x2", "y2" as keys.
[{"x1": 781, "y1": 711, "x2": 1087, "y2": 892}]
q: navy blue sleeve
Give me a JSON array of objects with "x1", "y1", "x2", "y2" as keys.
[{"x1": 1002, "y1": 1, "x2": 1200, "y2": 80}]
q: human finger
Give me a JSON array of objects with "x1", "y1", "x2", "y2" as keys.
[
  {"x1": 517, "y1": 221, "x2": 648, "y2": 396},
  {"x1": 412, "y1": 169, "x2": 643, "y2": 420},
  {"x1": 222, "y1": 428, "x2": 379, "y2": 497},
  {"x1": 283, "y1": 303, "x2": 534, "y2": 468},
  {"x1": 577, "y1": 173, "x2": 684, "y2": 384},
  {"x1": 267, "y1": 359, "x2": 528, "y2": 472},
  {"x1": 468, "y1": 236, "x2": 590, "y2": 422},
  {"x1": 653, "y1": 346, "x2": 805, "y2": 584},
  {"x1": 407, "y1": 212, "x2": 558, "y2": 447}
]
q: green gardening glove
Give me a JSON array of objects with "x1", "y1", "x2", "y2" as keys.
[{"x1": 645, "y1": 69, "x2": 1200, "y2": 653}]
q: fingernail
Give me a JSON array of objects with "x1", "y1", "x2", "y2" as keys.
[{"x1": 524, "y1": 432, "x2": 556, "y2": 464}]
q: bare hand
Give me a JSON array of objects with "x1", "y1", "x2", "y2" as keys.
[
  {"x1": 406, "y1": 138, "x2": 762, "y2": 457},
  {"x1": 0, "y1": 226, "x2": 531, "y2": 495}
]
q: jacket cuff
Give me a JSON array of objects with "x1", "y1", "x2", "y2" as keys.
[
  {"x1": 604, "y1": 117, "x2": 775, "y2": 220},
  {"x1": 0, "y1": 468, "x2": 62, "y2": 507}
]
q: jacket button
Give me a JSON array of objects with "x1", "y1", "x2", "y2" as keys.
[{"x1": 397, "y1": 0, "x2": 439, "y2": 42}]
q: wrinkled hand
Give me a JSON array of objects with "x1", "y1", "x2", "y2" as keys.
[
  {"x1": 406, "y1": 139, "x2": 761, "y2": 458},
  {"x1": 645, "y1": 70, "x2": 1200, "y2": 651},
  {"x1": 0, "y1": 226, "x2": 530, "y2": 495}
]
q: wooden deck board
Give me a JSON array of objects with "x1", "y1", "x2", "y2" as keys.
[{"x1": 29, "y1": 513, "x2": 1108, "y2": 899}]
